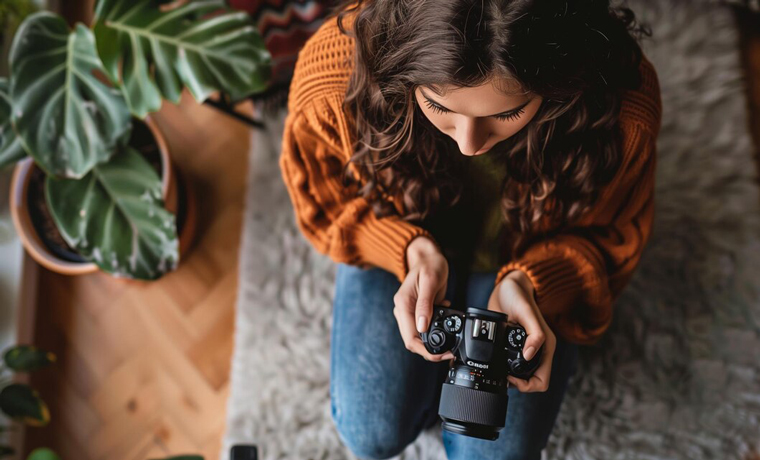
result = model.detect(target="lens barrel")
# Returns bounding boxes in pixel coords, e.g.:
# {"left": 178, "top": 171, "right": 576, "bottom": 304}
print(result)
{"left": 438, "top": 382, "right": 508, "bottom": 440}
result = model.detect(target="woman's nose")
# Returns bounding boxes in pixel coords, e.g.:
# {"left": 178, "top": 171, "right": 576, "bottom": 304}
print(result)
{"left": 455, "top": 118, "right": 489, "bottom": 156}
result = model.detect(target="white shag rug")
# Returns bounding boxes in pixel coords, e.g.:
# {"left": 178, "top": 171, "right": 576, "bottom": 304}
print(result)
{"left": 222, "top": 0, "right": 760, "bottom": 458}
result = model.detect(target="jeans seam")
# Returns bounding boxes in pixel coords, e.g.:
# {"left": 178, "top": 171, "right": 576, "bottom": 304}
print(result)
{"left": 330, "top": 265, "right": 344, "bottom": 429}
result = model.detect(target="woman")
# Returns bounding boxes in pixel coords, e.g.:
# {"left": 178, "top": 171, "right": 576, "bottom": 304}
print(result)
{"left": 279, "top": 0, "right": 661, "bottom": 458}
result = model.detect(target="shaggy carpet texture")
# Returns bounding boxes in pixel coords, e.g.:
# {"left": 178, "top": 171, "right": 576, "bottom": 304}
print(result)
{"left": 222, "top": 0, "right": 760, "bottom": 458}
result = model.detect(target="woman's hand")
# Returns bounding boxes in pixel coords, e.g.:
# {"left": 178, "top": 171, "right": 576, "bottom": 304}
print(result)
{"left": 393, "top": 236, "right": 456, "bottom": 362}
{"left": 487, "top": 270, "right": 556, "bottom": 392}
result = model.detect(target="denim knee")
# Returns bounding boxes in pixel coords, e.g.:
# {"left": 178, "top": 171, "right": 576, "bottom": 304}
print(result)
{"left": 331, "top": 411, "right": 412, "bottom": 459}
{"left": 501, "top": 439, "right": 542, "bottom": 460}
{"left": 331, "top": 391, "right": 423, "bottom": 460}
{"left": 443, "top": 429, "right": 543, "bottom": 460}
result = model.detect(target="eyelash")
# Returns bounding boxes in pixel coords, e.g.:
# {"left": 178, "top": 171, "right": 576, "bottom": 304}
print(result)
{"left": 423, "top": 98, "right": 526, "bottom": 121}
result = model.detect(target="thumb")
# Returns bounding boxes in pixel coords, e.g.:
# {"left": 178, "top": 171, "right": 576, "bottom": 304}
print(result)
{"left": 415, "top": 271, "right": 437, "bottom": 333}
{"left": 520, "top": 314, "right": 545, "bottom": 361}
{"left": 497, "top": 284, "right": 544, "bottom": 362}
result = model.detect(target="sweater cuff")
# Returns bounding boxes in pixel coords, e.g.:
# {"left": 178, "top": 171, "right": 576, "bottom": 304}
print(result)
{"left": 351, "top": 216, "right": 437, "bottom": 284}
{"left": 494, "top": 236, "right": 613, "bottom": 344}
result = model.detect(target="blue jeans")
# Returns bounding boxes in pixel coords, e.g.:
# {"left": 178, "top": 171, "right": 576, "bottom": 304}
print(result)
{"left": 330, "top": 263, "right": 579, "bottom": 460}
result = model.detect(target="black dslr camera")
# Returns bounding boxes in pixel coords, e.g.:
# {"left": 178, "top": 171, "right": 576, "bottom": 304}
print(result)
{"left": 420, "top": 304, "right": 544, "bottom": 441}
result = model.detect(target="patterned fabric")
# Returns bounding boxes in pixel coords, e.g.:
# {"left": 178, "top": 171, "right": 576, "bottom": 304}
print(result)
{"left": 227, "top": 0, "right": 337, "bottom": 112}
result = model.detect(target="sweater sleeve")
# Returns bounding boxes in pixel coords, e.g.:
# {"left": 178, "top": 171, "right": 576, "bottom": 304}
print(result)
{"left": 494, "top": 124, "right": 657, "bottom": 345}
{"left": 279, "top": 99, "right": 437, "bottom": 284}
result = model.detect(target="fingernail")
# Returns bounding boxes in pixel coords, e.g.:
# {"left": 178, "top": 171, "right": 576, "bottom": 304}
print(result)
{"left": 524, "top": 346, "right": 536, "bottom": 361}
{"left": 416, "top": 316, "right": 427, "bottom": 333}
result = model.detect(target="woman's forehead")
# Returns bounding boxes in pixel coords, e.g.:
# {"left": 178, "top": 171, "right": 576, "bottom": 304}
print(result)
{"left": 427, "top": 78, "right": 528, "bottom": 97}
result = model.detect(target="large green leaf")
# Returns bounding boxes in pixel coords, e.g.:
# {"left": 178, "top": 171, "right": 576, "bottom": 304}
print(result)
{"left": 3, "top": 345, "right": 56, "bottom": 372}
{"left": 9, "top": 12, "right": 131, "bottom": 179}
{"left": 0, "top": 78, "right": 26, "bottom": 168}
{"left": 93, "top": 0, "right": 272, "bottom": 118}
{"left": 0, "top": 384, "right": 49, "bottom": 426}
{"left": 45, "top": 146, "right": 178, "bottom": 280}
{"left": 26, "top": 448, "right": 60, "bottom": 460}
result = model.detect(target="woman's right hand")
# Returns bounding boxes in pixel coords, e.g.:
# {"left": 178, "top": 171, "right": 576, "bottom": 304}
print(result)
{"left": 393, "top": 236, "right": 455, "bottom": 362}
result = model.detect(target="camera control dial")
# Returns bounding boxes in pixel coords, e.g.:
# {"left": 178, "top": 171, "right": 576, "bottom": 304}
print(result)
{"left": 506, "top": 327, "right": 526, "bottom": 350}
{"left": 443, "top": 316, "right": 462, "bottom": 333}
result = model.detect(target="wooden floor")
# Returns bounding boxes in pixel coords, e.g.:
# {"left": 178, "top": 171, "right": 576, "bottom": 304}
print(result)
{"left": 22, "top": 94, "right": 252, "bottom": 460}
{"left": 16, "top": 6, "right": 760, "bottom": 460}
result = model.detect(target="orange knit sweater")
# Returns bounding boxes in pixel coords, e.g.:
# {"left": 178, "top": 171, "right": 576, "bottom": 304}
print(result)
{"left": 279, "top": 15, "right": 662, "bottom": 345}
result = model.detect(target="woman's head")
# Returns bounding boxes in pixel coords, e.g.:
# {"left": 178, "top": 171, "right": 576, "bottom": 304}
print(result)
{"left": 329, "top": 0, "right": 651, "bottom": 257}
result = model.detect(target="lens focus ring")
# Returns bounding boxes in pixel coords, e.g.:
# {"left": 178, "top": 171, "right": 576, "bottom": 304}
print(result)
{"left": 439, "top": 383, "right": 508, "bottom": 428}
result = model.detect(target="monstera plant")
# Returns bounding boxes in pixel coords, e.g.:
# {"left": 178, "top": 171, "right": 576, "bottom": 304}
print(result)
{"left": 0, "top": 0, "right": 271, "bottom": 280}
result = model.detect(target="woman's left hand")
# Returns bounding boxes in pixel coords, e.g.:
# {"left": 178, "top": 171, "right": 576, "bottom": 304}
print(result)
{"left": 487, "top": 270, "right": 556, "bottom": 392}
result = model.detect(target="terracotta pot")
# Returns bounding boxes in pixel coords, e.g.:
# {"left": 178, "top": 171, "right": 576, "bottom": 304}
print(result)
{"left": 9, "top": 115, "right": 195, "bottom": 277}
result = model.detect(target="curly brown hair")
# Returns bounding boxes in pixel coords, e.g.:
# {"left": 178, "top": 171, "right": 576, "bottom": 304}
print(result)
{"left": 327, "top": 0, "right": 652, "bottom": 268}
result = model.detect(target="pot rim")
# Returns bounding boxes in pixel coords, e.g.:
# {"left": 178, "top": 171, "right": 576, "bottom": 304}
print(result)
{"left": 9, "top": 116, "right": 173, "bottom": 274}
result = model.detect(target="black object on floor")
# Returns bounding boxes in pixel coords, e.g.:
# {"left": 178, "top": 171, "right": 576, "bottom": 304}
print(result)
{"left": 230, "top": 444, "right": 259, "bottom": 460}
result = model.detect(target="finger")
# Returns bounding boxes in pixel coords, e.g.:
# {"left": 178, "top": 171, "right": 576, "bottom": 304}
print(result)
{"left": 507, "top": 364, "right": 551, "bottom": 393}
{"left": 407, "top": 336, "right": 455, "bottom": 362}
{"left": 507, "top": 342, "right": 555, "bottom": 392}
{"left": 394, "top": 298, "right": 418, "bottom": 346}
{"left": 529, "top": 356, "right": 553, "bottom": 392}
{"left": 500, "top": 287, "right": 545, "bottom": 361}
{"left": 415, "top": 269, "right": 437, "bottom": 333}
{"left": 507, "top": 375, "right": 530, "bottom": 392}
{"left": 394, "top": 301, "right": 451, "bottom": 363}
{"left": 393, "top": 287, "right": 420, "bottom": 346}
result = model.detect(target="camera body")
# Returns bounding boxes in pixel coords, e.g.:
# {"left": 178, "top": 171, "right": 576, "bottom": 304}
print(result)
{"left": 420, "top": 304, "right": 544, "bottom": 440}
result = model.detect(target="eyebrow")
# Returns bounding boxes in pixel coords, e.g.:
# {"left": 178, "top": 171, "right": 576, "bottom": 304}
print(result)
{"left": 420, "top": 88, "right": 532, "bottom": 117}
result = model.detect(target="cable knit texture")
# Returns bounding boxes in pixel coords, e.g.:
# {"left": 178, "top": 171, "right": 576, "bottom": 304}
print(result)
{"left": 279, "top": 14, "right": 662, "bottom": 345}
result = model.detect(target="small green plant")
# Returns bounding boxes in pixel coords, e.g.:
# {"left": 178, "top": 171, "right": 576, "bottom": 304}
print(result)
{"left": 25, "top": 448, "right": 60, "bottom": 460}
{"left": 0, "top": 0, "right": 272, "bottom": 280}
{"left": 0, "top": 345, "right": 56, "bottom": 458}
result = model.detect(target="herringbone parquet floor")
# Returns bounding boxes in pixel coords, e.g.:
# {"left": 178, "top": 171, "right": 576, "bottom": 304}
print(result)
{"left": 21, "top": 93, "right": 251, "bottom": 460}
{"left": 15, "top": 6, "right": 760, "bottom": 460}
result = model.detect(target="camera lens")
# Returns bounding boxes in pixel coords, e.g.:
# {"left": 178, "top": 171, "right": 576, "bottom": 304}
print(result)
{"left": 435, "top": 308, "right": 513, "bottom": 441}
{"left": 439, "top": 382, "right": 508, "bottom": 441}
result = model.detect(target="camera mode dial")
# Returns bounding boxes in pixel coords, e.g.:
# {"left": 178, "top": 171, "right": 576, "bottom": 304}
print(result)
{"left": 506, "top": 327, "right": 526, "bottom": 350}
{"left": 443, "top": 315, "right": 462, "bottom": 333}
